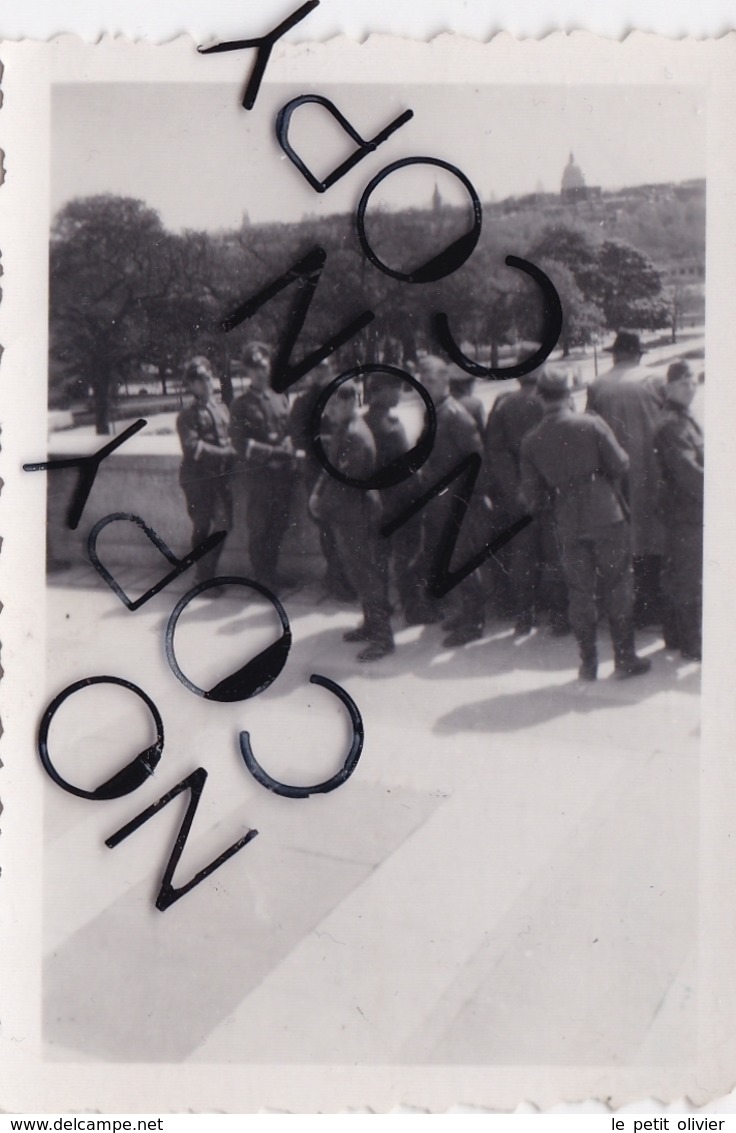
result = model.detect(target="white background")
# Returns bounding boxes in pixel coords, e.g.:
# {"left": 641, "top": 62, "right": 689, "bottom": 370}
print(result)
{"left": 0, "top": 0, "right": 735, "bottom": 42}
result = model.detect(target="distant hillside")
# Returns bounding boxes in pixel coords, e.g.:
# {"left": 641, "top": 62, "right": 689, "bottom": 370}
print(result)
{"left": 486, "top": 178, "right": 705, "bottom": 270}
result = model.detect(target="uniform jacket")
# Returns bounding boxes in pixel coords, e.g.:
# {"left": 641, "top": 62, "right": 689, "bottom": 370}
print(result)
{"left": 453, "top": 391, "right": 486, "bottom": 436}
{"left": 287, "top": 388, "right": 315, "bottom": 454}
{"left": 483, "top": 385, "right": 544, "bottom": 514}
{"left": 654, "top": 401, "right": 704, "bottom": 527}
{"left": 363, "top": 405, "right": 409, "bottom": 467}
{"left": 230, "top": 385, "right": 292, "bottom": 470}
{"left": 410, "top": 393, "right": 486, "bottom": 558}
{"left": 364, "top": 404, "right": 414, "bottom": 516}
{"left": 420, "top": 394, "right": 482, "bottom": 489}
{"left": 586, "top": 363, "right": 665, "bottom": 554}
{"left": 520, "top": 405, "right": 630, "bottom": 539}
{"left": 176, "top": 398, "right": 234, "bottom": 488}
{"left": 316, "top": 415, "right": 380, "bottom": 525}
{"left": 288, "top": 387, "right": 335, "bottom": 485}
{"left": 288, "top": 388, "right": 335, "bottom": 452}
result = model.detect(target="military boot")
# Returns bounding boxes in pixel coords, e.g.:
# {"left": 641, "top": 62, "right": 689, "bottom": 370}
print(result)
{"left": 677, "top": 602, "right": 702, "bottom": 661}
{"left": 610, "top": 619, "right": 652, "bottom": 679}
{"left": 343, "top": 623, "right": 371, "bottom": 643}
{"left": 661, "top": 601, "right": 680, "bottom": 650}
{"left": 575, "top": 625, "right": 598, "bottom": 681}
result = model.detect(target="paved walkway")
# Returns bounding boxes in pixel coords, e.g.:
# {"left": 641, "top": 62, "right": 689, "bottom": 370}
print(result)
{"left": 42, "top": 571, "right": 700, "bottom": 1066}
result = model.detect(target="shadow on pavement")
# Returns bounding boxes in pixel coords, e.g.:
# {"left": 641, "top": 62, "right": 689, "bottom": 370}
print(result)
{"left": 433, "top": 678, "right": 646, "bottom": 736}
{"left": 59, "top": 579, "right": 701, "bottom": 717}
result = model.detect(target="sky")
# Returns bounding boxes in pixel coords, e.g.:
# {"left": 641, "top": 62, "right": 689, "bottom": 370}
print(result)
{"left": 51, "top": 81, "right": 706, "bottom": 232}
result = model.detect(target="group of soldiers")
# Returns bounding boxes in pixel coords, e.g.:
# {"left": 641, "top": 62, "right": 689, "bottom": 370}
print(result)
{"left": 176, "top": 329, "right": 704, "bottom": 678}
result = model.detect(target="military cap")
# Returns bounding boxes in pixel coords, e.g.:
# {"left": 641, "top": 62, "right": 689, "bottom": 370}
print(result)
{"left": 605, "top": 329, "right": 648, "bottom": 356}
{"left": 242, "top": 341, "right": 272, "bottom": 370}
{"left": 334, "top": 378, "right": 359, "bottom": 400}
{"left": 182, "top": 355, "right": 214, "bottom": 384}
{"left": 518, "top": 358, "right": 544, "bottom": 385}
{"left": 418, "top": 354, "right": 449, "bottom": 379}
{"left": 666, "top": 359, "right": 694, "bottom": 384}
{"left": 536, "top": 368, "right": 569, "bottom": 395}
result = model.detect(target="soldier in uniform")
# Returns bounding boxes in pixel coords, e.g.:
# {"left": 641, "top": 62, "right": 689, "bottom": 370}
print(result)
{"left": 449, "top": 368, "right": 487, "bottom": 435}
{"left": 288, "top": 361, "right": 355, "bottom": 600}
{"left": 406, "top": 355, "right": 486, "bottom": 648}
{"left": 176, "top": 356, "right": 235, "bottom": 586}
{"left": 363, "top": 372, "right": 410, "bottom": 470}
{"left": 288, "top": 359, "right": 335, "bottom": 474}
{"left": 520, "top": 369, "right": 651, "bottom": 681}
{"left": 229, "top": 342, "right": 297, "bottom": 587}
{"left": 653, "top": 360, "right": 704, "bottom": 661}
{"left": 308, "top": 381, "right": 394, "bottom": 662}
{"left": 483, "top": 366, "right": 569, "bottom": 637}
{"left": 587, "top": 329, "right": 666, "bottom": 627}
{"left": 362, "top": 372, "right": 415, "bottom": 620}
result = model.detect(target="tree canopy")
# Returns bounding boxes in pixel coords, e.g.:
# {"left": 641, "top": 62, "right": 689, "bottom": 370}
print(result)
{"left": 51, "top": 196, "right": 182, "bottom": 431}
{"left": 49, "top": 188, "right": 697, "bottom": 431}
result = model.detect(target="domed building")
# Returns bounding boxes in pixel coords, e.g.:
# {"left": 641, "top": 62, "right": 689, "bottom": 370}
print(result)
{"left": 561, "top": 152, "right": 588, "bottom": 202}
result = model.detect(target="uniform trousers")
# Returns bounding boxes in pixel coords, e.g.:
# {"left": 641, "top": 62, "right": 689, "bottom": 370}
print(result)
{"left": 661, "top": 522, "right": 702, "bottom": 657}
{"left": 483, "top": 506, "right": 516, "bottom": 619}
{"left": 407, "top": 504, "right": 485, "bottom": 631}
{"left": 556, "top": 522, "right": 634, "bottom": 636}
{"left": 303, "top": 461, "right": 355, "bottom": 598}
{"left": 633, "top": 553, "right": 664, "bottom": 628}
{"left": 379, "top": 481, "right": 419, "bottom": 618}
{"left": 246, "top": 468, "right": 294, "bottom": 583}
{"left": 182, "top": 475, "right": 232, "bottom": 582}
{"left": 390, "top": 523, "right": 418, "bottom": 616}
{"left": 333, "top": 520, "right": 393, "bottom": 647}
{"left": 509, "top": 509, "right": 566, "bottom": 622}
{"left": 661, "top": 523, "right": 702, "bottom": 607}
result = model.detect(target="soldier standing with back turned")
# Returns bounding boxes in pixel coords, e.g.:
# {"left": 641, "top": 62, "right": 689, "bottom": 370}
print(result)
{"left": 363, "top": 373, "right": 415, "bottom": 622}
{"left": 520, "top": 369, "right": 651, "bottom": 681}
{"left": 587, "top": 329, "right": 666, "bottom": 627}
{"left": 308, "top": 380, "right": 395, "bottom": 662}
{"left": 406, "top": 356, "right": 486, "bottom": 648}
{"left": 288, "top": 360, "right": 356, "bottom": 601}
{"left": 483, "top": 365, "right": 569, "bottom": 637}
{"left": 449, "top": 368, "right": 487, "bottom": 435}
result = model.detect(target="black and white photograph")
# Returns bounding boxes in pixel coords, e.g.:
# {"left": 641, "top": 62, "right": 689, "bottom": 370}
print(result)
{"left": 1, "top": 27, "right": 734, "bottom": 1114}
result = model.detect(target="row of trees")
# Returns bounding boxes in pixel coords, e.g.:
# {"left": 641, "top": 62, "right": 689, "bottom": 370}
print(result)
{"left": 50, "top": 192, "right": 696, "bottom": 433}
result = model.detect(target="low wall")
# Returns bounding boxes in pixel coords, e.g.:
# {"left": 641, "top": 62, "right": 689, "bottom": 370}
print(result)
{"left": 47, "top": 451, "right": 325, "bottom": 583}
